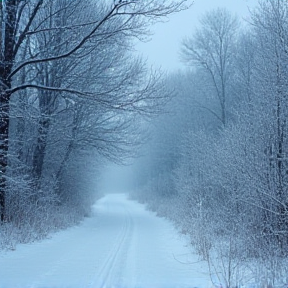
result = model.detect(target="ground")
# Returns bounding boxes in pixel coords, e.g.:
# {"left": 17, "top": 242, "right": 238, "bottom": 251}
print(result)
{"left": 0, "top": 193, "right": 211, "bottom": 288}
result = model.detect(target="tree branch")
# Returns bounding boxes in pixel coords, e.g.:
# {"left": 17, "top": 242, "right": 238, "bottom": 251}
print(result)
{"left": 8, "top": 3, "right": 119, "bottom": 80}
{"left": 13, "top": 0, "right": 44, "bottom": 58}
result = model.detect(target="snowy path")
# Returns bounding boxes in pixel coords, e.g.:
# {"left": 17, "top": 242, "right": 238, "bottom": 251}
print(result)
{"left": 0, "top": 194, "right": 211, "bottom": 288}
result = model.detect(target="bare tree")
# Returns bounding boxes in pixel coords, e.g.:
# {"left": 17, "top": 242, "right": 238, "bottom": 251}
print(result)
{"left": 181, "top": 8, "right": 239, "bottom": 127}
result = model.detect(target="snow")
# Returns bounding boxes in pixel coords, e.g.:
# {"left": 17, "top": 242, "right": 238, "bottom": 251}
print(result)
{"left": 0, "top": 193, "right": 212, "bottom": 288}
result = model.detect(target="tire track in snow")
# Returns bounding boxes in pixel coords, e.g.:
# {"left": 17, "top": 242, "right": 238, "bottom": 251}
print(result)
{"left": 0, "top": 194, "right": 211, "bottom": 288}
{"left": 88, "top": 204, "right": 134, "bottom": 288}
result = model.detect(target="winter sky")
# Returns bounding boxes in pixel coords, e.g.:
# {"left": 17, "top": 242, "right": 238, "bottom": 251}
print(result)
{"left": 136, "top": 0, "right": 259, "bottom": 71}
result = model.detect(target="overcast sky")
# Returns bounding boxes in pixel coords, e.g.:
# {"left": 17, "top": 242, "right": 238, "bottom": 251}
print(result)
{"left": 136, "top": 0, "right": 258, "bottom": 72}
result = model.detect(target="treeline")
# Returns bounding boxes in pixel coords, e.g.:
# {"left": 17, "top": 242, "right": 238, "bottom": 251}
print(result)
{"left": 131, "top": 1, "right": 288, "bottom": 287}
{"left": 0, "top": 0, "right": 187, "bottom": 249}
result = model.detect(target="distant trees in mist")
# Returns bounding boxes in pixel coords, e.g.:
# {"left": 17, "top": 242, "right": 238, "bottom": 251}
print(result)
{"left": 132, "top": 1, "right": 288, "bottom": 286}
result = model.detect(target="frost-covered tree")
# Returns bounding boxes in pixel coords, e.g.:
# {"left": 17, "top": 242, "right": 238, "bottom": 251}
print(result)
{"left": 181, "top": 8, "right": 239, "bottom": 127}
{"left": 0, "top": 0, "right": 189, "bottom": 223}
{"left": 248, "top": 0, "right": 288, "bottom": 258}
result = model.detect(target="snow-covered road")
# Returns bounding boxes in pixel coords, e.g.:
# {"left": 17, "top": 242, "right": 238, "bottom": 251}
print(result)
{"left": 0, "top": 194, "right": 210, "bottom": 288}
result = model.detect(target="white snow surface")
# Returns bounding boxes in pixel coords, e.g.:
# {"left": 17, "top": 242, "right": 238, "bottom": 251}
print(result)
{"left": 0, "top": 193, "right": 211, "bottom": 288}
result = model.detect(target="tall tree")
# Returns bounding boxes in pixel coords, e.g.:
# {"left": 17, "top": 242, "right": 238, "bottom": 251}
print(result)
{"left": 251, "top": 0, "right": 288, "bottom": 254}
{"left": 181, "top": 8, "right": 239, "bottom": 127}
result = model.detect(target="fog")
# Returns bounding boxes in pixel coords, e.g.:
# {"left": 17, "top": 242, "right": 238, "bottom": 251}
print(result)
{"left": 99, "top": 164, "right": 135, "bottom": 194}
{"left": 103, "top": 0, "right": 259, "bottom": 192}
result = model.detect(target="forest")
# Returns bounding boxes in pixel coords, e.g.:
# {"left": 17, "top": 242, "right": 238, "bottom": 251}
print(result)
{"left": 131, "top": 1, "right": 288, "bottom": 287}
{"left": 0, "top": 0, "right": 287, "bottom": 287}
{"left": 0, "top": 0, "right": 186, "bottom": 247}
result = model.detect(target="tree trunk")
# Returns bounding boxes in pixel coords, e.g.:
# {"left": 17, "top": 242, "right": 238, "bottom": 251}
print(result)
{"left": 0, "top": 0, "right": 18, "bottom": 221}
{"left": 32, "top": 114, "right": 51, "bottom": 181}
{"left": 0, "top": 91, "right": 10, "bottom": 221}
{"left": 32, "top": 87, "right": 56, "bottom": 183}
